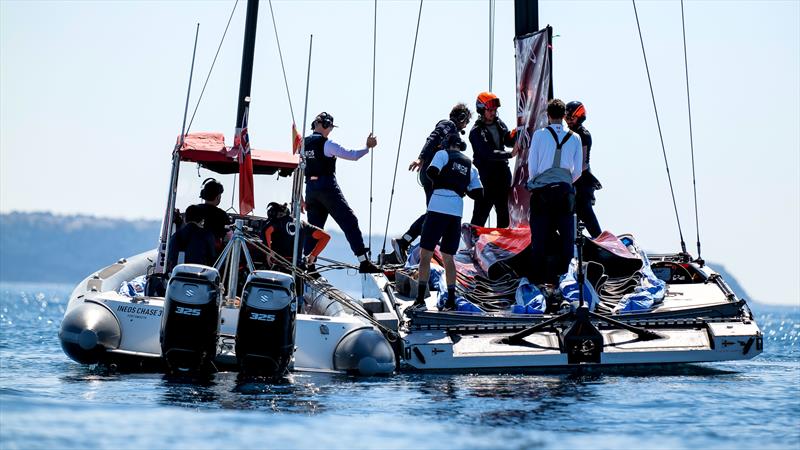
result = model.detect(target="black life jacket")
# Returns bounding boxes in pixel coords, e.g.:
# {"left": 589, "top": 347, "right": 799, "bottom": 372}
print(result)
{"left": 263, "top": 215, "right": 297, "bottom": 258}
{"left": 303, "top": 133, "right": 336, "bottom": 177}
{"left": 435, "top": 150, "right": 472, "bottom": 197}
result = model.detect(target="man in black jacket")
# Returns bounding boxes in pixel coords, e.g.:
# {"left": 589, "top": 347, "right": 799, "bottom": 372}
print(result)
{"left": 392, "top": 103, "right": 472, "bottom": 263}
{"left": 167, "top": 205, "right": 217, "bottom": 273}
{"left": 566, "top": 101, "right": 602, "bottom": 238}
{"left": 194, "top": 178, "right": 232, "bottom": 246}
{"left": 469, "top": 92, "right": 517, "bottom": 228}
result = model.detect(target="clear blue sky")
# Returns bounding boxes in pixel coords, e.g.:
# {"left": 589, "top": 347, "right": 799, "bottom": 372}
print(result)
{"left": 1, "top": 0, "right": 798, "bottom": 306}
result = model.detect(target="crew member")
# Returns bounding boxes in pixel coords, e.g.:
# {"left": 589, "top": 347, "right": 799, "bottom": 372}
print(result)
{"left": 261, "top": 202, "right": 330, "bottom": 271}
{"left": 392, "top": 103, "right": 472, "bottom": 262}
{"left": 194, "top": 178, "right": 232, "bottom": 247}
{"left": 527, "top": 99, "right": 583, "bottom": 285}
{"left": 566, "top": 101, "right": 602, "bottom": 238}
{"left": 167, "top": 204, "right": 217, "bottom": 273}
{"left": 469, "top": 92, "right": 517, "bottom": 228}
{"left": 302, "top": 112, "right": 381, "bottom": 273}
{"left": 411, "top": 134, "right": 483, "bottom": 311}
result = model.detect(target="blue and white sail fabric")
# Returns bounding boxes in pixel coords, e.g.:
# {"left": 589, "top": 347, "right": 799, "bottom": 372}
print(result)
{"left": 559, "top": 262, "right": 600, "bottom": 311}
{"left": 613, "top": 251, "right": 666, "bottom": 314}
{"left": 511, "top": 277, "right": 546, "bottom": 314}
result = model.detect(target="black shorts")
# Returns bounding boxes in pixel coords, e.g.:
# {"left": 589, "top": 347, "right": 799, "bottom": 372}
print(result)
{"left": 420, "top": 211, "right": 461, "bottom": 255}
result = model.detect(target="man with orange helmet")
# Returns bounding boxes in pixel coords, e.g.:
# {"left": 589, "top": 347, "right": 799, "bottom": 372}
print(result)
{"left": 565, "top": 101, "right": 602, "bottom": 238}
{"left": 468, "top": 92, "right": 517, "bottom": 228}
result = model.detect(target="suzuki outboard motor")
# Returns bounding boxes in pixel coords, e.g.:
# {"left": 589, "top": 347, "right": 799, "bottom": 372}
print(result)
{"left": 236, "top": 271, "right": 296, "bottom": 376}
{"left": 160, "top": 264, "right": 220, "bottom": 372}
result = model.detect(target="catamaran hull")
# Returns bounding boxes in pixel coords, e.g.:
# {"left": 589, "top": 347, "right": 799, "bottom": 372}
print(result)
{"left": 400, "top": 321, "right": 762, "bottom": 371}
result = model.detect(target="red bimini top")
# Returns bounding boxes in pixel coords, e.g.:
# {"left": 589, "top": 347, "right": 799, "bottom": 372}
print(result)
{"left": 176, "top": 132, "right": 298, "bottom": 176}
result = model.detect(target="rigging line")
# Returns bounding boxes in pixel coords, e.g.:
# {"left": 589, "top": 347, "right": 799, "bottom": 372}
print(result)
{"left": 380, "top": 0, "right": 424, "bottom": 260}
{"left": 268, "top": 0, "right": 296, "bottom": 123}
{"left": 681, "top": 0, "right": 701, "bottom": 261}
{"left": 632, "top": 0, "right": 687, "bottom": 254}
{"left": 368, "top": 0, "right": 377, "bottom": 255}
{"left": 291, "top": 34, "right": 313, "bottom": 270}
{"left": 186, "top": 0, "right": 240, "bottom": 134}
{"left": 488, "top": 0, "right": 495, "bottom": 91}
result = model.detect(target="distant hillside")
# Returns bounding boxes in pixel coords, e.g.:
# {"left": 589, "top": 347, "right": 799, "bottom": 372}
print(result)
{"left": 0, "top": 212, "right": 161, "bottom": 283}
{"left": 0, "top": 212, "right": 755, "bottom": 302}
{"left": 0, "top": 212, "right": 364, "bottom": 290}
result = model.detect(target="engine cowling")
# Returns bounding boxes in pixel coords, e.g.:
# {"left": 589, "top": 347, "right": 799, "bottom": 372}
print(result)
{"left": 160, "top": 264, "right": 220, "bottom": 372}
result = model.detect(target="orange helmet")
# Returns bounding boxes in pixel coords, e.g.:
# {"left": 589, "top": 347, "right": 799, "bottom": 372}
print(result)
{"left": 476, "top": 92, "right": 500, "bottom": 113}
{"left": 566, "top": 101, "right": 586, "bottom": 124}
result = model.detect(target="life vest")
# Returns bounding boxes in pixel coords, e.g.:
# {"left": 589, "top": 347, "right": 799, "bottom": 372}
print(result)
{"left": 435, "top": 150, "right": 472, "bottom": 197}
{"left": 263, "top": 215, "right": 298, "bottom": 259}
{"left": 303, "top": 133, "right": 336, "bottom": 178}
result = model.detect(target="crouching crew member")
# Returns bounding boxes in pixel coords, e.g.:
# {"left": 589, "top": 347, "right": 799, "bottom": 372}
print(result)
{"left": 261, "top": 202, "right": 330, "bottom": 270}
{"left": 469, "top": 92, "right": 517, "bottom": 228}
{"left": 566, "top": 101, "right": 602, "bottom": 238}
{"left": 167, "top": 204, "right": 217, "bottom": 273}
{"left": 303, "top": 112, "right": 381, "bottom": 274}
{"left": 195, "top": 178, "right": 233, "bottom": 248}
{"left": 412, "top": 134, "right": 483, "bottom": 311}
{"left": 393, "top": 103, "right": 472, "bottom": 262}
{"left": 527, "top": 99, "right": 583, "bottom": 285}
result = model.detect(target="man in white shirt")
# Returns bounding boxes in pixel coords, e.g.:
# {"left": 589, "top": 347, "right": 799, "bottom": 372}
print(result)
{"left": 526, "top": 99, "right": 583, "bottom": 285}
{"left": 303, "top": 112, "right": 381, "bottom": 273}
{"left": 411, "top": 134, "right": 483, "bottom": 311}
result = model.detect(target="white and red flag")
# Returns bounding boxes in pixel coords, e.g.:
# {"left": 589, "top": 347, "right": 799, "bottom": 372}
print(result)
{"left": 235, "top": 107, "right": 255, "bottom": 215}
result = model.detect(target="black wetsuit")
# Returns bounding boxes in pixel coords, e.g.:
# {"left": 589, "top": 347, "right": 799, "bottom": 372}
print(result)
{"left": 571, "top": 124, "right": 602, "bottom": 238}
{"left": 402, "top": 119, "right": 461, "bottom": 240}
{"left": 167, "top": 222, "right": 217, "bottom": 273}
{"left": 194, "top": 203, "right": 231, "bottom": 242}
{"left": 468, "top": 117, "right": 515, "bottom": 228}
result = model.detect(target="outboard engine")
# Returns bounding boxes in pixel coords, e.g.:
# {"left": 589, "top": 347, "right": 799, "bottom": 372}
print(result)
{"left": 160, "top": 264, "right": 220, "bottom": 372}
{"left": 236, "top": 270, "right": 296, "bottom": 376}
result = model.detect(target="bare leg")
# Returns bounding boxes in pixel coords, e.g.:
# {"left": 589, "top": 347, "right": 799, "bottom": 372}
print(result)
{"left": 442, "top": 253, "right": 456, "bottom": 288}
{"left": 442, "top": 253, "right": 458, "bottom": 309}
{"left": 416, "top": 248, "right": 434, "bottom": 304}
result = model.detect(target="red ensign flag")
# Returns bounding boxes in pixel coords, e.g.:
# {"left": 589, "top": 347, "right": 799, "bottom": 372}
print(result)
{"left": 236, "top": 108, "right": 254, "bottom": 215}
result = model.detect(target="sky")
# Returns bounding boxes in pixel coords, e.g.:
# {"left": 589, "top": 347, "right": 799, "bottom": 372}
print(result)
{"left": 1, "top": 0, "right": 798, "bottom": 306}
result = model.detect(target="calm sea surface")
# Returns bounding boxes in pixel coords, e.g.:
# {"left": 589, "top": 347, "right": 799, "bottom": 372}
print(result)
{"left": 1, "top": 281, "right": 798, "bottom": 449}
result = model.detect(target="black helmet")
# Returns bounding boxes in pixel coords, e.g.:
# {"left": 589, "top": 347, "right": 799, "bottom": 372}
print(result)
{"left": 443, "top": 133, "right": 466, "bottom": 152}
{"left": 200, "top": 178, "right": 224, "bottom": 200}
{"left": 565, "top": 101, "right": 586, "bottom": 125}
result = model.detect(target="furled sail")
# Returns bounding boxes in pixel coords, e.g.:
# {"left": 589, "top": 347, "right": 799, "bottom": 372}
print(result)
{"left": 509, "top": 27, "right": 552, "bottom": 227}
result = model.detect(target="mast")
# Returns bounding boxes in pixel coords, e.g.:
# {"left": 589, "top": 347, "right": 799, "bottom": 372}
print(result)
{"left": 514, "top": 0, "right": 552, "bottom": 100}
{"left": 514, "top": 0, "right": 538, "bottom": 36}
{"left": 235, "top": 0, "right": 260, "bottom": 128}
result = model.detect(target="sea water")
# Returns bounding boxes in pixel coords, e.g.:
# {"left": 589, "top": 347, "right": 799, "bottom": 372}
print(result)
{"left": 1, "top": 282, "right": 798, "bottom": 450}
